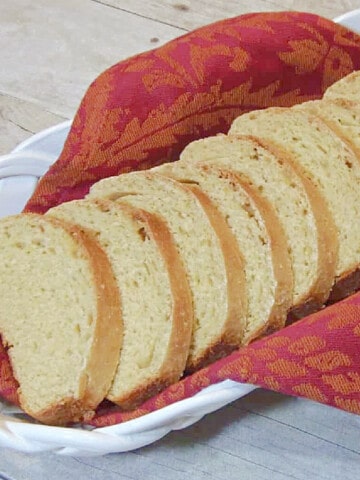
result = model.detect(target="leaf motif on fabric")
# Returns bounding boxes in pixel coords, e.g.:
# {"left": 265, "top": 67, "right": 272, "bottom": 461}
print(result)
{"left": 333, "top": 29, "right": 360, "bottom": 48}
{"left": 292, "top": 383, "right": 328, "bottom": 403}
{"left": 220, "top": 78, "right": 315, "bottom": 109}
{"left": 124, "top": 58, "right": 155, "bottom": 73}
{"left": 229, "top": 14, "right": 282, "bottom": 33}
{"left": 334, "top": 397, "right": 360, "bottom": 415}
{"left": 142, "top": 70, "right": 187, "bottom": 92}
{"left": 53, "top": 67, "right": 116, "bottom": 173}
{"left": 188, "top": 21, "right": 244, "bottom": 42}
{"left": 112, "top": 408, "right": 150, "bottom": 424}
{"left": 322, "top": 46, "right": 354, "bottom": 91}
{"left": 252, "top": 347, "right": 278, "bottom": 361}
{"left": 262, "top": 376, "right": 280, "bottom": 391}
{"left": 108, "top": 83, "right": 225, "bottom": 156}
{"left": 189, "top": 44, "right": 250, "bottom": 84}
{"left": 353, "top": 323, "right": 360, "bottom": 337}
{"left": 322, "top": 372, "right": 360, "bottom": 395}
{"left": 260, "top": 336, "right": 291, "bottom": 348}
{"left": 304, "top": 351, "right": 352, "bottom": 372}
{"left": 155, "top": 42, "right": 196, "bottom": 86}
{"left": 327, "top": 305, "right": 360, "bottom": 329}
{"left": 162, "top": 381, "right": 186, "bottom": 403}
{"left": 188, "top": 372, "right": 212, "bottom": 390}
{"left": 216, "top": 354, "right": 253, "bottom": 379}
{"left": 287, "top": 335, "right": 326, "bottom": 356}
{"left": 268, "top": 359, "right": 307, "bottom": 378}
{"left": 109, "top": 78, "right": 309, "bottom": 158}
{"left": 278, "top": 38, "right": 329, "bottom": 74}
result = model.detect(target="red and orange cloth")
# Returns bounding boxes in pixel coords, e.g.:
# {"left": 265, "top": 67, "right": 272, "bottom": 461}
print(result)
{"left": 1, "top": 11, "right": 360, "bottom": 425}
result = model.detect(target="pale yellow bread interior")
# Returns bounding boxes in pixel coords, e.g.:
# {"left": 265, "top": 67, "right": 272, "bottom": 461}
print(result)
{"left": 47, "top": 198, "right": 192, "bottom": 410}
{"left": 153, "top": 160, "right": 293, "bottom": 343}
{"left": 0, "top": 213, "right": 122, "bottom": 425}
{"left": 324, "top": 70, "right": 360, "bottom": 101}
{"left": 229, "top": 107, "right": 360, "bottom": 299}
{"left": 88, "top": 171, "right": 245, "bottom": 371}
{"left": 295, "top": 98, "right": 360, "bottom": 161}
{"left": 172, "top": 134, "right": 335, "bottom": 317}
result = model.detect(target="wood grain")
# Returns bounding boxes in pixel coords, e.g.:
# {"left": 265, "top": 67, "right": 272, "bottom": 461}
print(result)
{"left": 0, "top": 93, "right": 66, "bottom": 154}
{"left": 0, "top": 0, "right": 183, "bottom": 153}
{"left": 90, "top": 0, "right": 350, "bottom": 31}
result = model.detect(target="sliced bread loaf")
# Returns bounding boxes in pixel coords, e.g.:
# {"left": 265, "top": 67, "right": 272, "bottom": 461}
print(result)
{"left": 295, "top": 98, "right": 360, "bottom": 160}
{"left": 47, "top": 198, "right": 193, "bottom": 410}
{"left": 324, "top": 71, "right": 360, "bottom": 101}
{"left": 229, "top": 107, "right": 360, "bottom": 301}
{"left": 173, "top": 134, "right": 336, "bottom": 319}
{"left": 153, "top": 160, "right": 293, "bottom": 343}
{"left": 88, "top": 171, "right": 246, "bottom": 372}
{"left": 0, "top": 213, "right": 122, "bottom": 425}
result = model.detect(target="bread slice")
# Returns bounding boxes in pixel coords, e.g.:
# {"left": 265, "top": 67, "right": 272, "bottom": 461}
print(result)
{"left": 324, "top": 71, "right": 360, "bottom": 101}
{"left": 88, "top": 171, "right": 246, "bottom": 372}
{"left": 0, "top": 213, "right": 122, "bottom": 425}
{"left": 153, "top": 160, "right": 293, "bottom": 343}
{"left": 229, "top": 107, "right": 360, "bottom": 301}
{"left": 295, "top": 98, "right": 360, "bottom": 160}
{"left": 47, "top": 198, "right": 193, "bottom": 410}
{"left": 174, "top": 134, "right": 336, "bottom": 319}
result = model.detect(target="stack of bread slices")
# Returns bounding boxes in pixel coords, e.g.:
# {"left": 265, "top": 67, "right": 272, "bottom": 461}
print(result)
{"left": 0, "top": 72, "right": 359, "bottom": 426}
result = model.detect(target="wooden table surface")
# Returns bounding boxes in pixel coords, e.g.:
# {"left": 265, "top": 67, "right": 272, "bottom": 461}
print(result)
{"left": 1, "top": 1, "right": 360, "bottom": 478}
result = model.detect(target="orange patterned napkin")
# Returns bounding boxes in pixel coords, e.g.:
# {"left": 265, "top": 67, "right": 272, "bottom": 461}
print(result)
{"left": 1, "top": 11, "right": 360, "bottom": 424}
{"left": 91, "top": 292, "right": 360, "bottom": 427}
{"left": 24, "top": 11, "right": 360, "bottom": 213}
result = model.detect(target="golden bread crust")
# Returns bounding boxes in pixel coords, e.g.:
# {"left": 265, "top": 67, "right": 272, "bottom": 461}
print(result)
{"left": 6, "top": 214, "right": 123, "bottom": 426}
{"left": 181, "top": 182, "right": 246, "bottom": 373}
{"left": 107, "top": 202, "right": 194, "bottom": 408}
{"left": 252, "top": 138, "right": 339, "bottom": 318}
{"left": 227, "top": 171, "right": 293, "bottom": 342}
{"left": 328, "top": 266, "right": 360, "bottom": 304}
